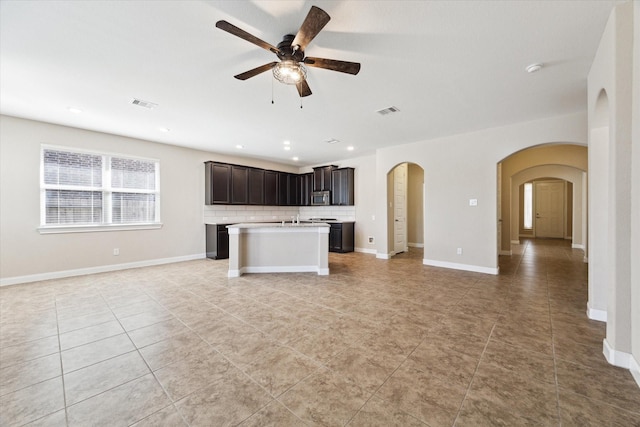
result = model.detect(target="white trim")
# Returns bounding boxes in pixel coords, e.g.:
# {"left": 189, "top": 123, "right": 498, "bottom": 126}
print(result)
{"left": 571, "top": 243, "right": 585, "bottom": 250}
{"left": 603, "top": 339, "right": 632, "bottom": 369}
{"left": 228, "top": 265, "right": 328, "bottom": 278}
{"left": 630, "top": 355, "right": 640, "bottom": 389}
{"left": 408, "top": 242, "right": 424, "bottom": 248}
{"left": 0, "top": 253, "right": 205, "bottom": 287}
{"left": 511, "top": 240, "right": 521, "bottom": 245}
{"left": 423, "top": 259, "right": 499, "bottom": 275}
{"left": 38, "top": 223, "right": 162, "bottom": 234}
{"left": 376, "top": 252, "right": 392, "bottom": 260}
{"left": 586, "top": 305, "right": 607, "bottom": 322}
{"left": 355, "top": 247, "right": 376, "bottom": 255}
{"left": 499, "top": 250, "right": 512, "bottom": 256}
{"left": 583, "top": 256, "right": 588, "bottom": 263}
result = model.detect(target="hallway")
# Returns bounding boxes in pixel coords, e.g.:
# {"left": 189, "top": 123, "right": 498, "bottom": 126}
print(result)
{"left": 1, "top": 240, "right": 639, "bottom": 425}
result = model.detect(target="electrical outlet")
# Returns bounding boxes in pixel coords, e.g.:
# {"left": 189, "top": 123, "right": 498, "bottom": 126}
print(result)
{"left": 368, "top": 237, "right": 375, "bottom": 244}
{"left": 456, "top": 248, "right": 463, "bottom": 255}
{"left": 113, "top": 248, "right": 120, "bottom": 256}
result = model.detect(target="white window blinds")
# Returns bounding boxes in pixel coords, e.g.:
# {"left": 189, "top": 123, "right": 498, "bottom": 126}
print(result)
{"left": 41, "top": 147, "right": 160, "bottom": 228}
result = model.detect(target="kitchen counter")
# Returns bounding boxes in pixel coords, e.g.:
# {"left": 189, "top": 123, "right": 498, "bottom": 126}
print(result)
{"left": 227, "top": 222, "right": 330, "bottom": 277}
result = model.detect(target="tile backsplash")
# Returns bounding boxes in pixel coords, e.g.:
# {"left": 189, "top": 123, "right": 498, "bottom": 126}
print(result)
{"left": 204, "top": 205, "right": 355, "bottom": 224}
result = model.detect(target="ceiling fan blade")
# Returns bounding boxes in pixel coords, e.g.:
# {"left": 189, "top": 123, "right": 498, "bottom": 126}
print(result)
{"left": 216, "top": 20, "right": 280, "bottom": 54}
{"left": 292, "top": 6, "right": 330, "bottom": 51}
{"left": 296, "top": 79, "right": 312, "bottom": 97}
{"left": 303, "top": 57, "right": 361, "bottom": 75}
{"left": 234, "top": 62, "right": 278, "bottom": 80}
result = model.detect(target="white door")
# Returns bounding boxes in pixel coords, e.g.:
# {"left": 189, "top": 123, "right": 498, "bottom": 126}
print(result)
{"left": 535, "top": 181, "right": 565, "bottom": 238}
{"left": 394, "top": 164, "right": 408, "bottom": 254}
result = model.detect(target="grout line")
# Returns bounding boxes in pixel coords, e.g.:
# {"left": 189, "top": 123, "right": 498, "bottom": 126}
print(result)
{"left": 53, "top": 298, "right": 70, "bottom": 427}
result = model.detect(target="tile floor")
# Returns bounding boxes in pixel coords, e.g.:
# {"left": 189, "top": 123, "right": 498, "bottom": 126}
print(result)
{"left": 1, "top": 239, "right": 639, "bottom": 426}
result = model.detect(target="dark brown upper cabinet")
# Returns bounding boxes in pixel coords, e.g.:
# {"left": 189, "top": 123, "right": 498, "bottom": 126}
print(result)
{"left": 331, "top": 167, "right": 355, "bottom": 206}
{"left": 231, "top": 165, "right": 248, "bottom": 204}
{"left": 247, "top": 168, "right": 264, "bottom": 205}
{"left": 205, "top": 161, "right": 231, "bottom": 204}
{"left": 264, "top": 170, "right": 279, "bottom": 206}
{"left": 313, "top": 165, "right": 337, "bottom": 192}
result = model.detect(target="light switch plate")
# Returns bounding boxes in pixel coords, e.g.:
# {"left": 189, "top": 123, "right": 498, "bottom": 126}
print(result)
{"left": 469, "top": 199, "right": 478, "bottom": 206}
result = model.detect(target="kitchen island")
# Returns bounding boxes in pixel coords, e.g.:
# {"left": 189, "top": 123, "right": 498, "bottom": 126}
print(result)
{"left": 227, "top": 222, "right": 330, "bottom": 278}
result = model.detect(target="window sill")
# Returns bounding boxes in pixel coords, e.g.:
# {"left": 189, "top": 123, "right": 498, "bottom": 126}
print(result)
{"left": 38, "top": 223, "right": 163, "bottom": 234}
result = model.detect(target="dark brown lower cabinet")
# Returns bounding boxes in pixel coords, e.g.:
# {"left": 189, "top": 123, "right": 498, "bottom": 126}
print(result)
{"left": 206, "top": 224, "right": 230, "bottom": 259}
{"left": 329, "top": 222, "right": 354, "bottom": 253}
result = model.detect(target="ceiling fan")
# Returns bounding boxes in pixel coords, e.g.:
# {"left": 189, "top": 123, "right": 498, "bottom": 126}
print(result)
{"left": 215, "top": 5, "right": 361, "bottom": 97}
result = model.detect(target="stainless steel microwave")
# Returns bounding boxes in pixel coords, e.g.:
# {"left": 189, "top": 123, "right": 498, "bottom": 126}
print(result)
{"left": 311, "top": 191, "right": 330, "bottom": 206}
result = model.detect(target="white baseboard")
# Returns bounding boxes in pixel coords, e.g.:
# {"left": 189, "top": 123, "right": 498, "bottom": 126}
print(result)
{"left": 571, "top": 243, "right": 585, "bottom": 250}
{"left": 511, "top": 240, "right": 521, "bottom": 245}
{"left": 583, "top": 256, "right": 588, "bottom": 263}
{"left": 355, "top": 247, "right": 376, "bottom": 255}
{"left": 630, "top": 355, "right": 640, "bottom": 388}
{"left": 603, "top": 339, "right": 632, "bottom": 369}
{"left": 499, "top": 250, "right": 512, "bottom": 256}
{"left": 376, "top": 252, "right": 392, "bottom": 260}
{"left": 408, "top": 242, "right": 424, "bottom": 248}
{"left": 587, "top": 305, "right": 607, "bottom": 322}
{"left": 423, "top": 259, "right": 499, "bottom": 275}
{"left": 0, "top": 253, "right": 206, "bottom": 287}
{"left": 228, "top": 265, "right": 328, "bottom": 278}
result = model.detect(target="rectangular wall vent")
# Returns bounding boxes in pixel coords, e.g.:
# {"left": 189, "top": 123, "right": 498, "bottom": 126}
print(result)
{"left": 376, "top": 106, "right": 400, "bottom": 115}
{"left": 131, "top": 98, "right": 158, "bottom": 109}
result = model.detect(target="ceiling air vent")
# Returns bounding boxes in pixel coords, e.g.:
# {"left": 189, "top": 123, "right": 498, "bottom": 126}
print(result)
{"left": 376, "top": 106, "right": 400, "bottom": 116}
{"left": 131, "top": 98, "right": 158, "bottom": 109}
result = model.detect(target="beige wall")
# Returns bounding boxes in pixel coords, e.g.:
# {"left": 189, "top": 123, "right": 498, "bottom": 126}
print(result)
{"left": 0, "top": 115, "right": 297, "bottom": 283}
{"left": 374, "top": 112, "right": 587, "bottom": 273}
{"left": 587, "top": 0, "right": 636, "bottom": 376}
{"left": 407, "top": 163, "right": 424, "bottom": 246}
{"left": 631, "top": 0, "right": 639, "bottom": 383}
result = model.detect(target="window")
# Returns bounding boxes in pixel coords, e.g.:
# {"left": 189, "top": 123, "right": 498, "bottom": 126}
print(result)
{"left": 523, "top": 182, "right": 533, "bottom": 229}
{"left": 40, "top": 146, "right": 160, "bottom": 232}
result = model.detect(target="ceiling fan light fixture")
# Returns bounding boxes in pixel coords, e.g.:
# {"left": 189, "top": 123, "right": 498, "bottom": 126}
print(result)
{"left": 273, "top": 61, "right": 307, "bottom": 85}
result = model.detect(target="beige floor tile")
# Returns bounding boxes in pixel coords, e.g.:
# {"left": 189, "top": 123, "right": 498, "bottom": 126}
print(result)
{"left": 238, "top": 399, "right": 306, "bottom": 426}
{"left": 59, "top": 319, "right": 124, "bottom": 350}
{"left": 23, "top": 409, "right": 67, "bottom": 426}
{"left": 67, "top": 373, "right": 171, "bottom": 426}
{"left": 175, "top": 368, "right": 272, "bottom": 426}
{"left": 61, "top": 333, "right": 135, "bottom": 373}
{"left": 2, "top": 239, "right": 638, "bottom": 426}
{"left": 348, "top": 395, "right": 428, "bottom": 426}
{"left": 374, "top": 363, "right": 467, "bottom": 426}
{"left": 138, "top": 330, "right": 211, "bottom": 371}
{"left": 64, "top": 350, "right": 150, "bottom": 405}
{"left": 279, "top": 367, "right": 371, "bottom": 426}
{"left": 154, "top": 347, "right": 231, "bottom": 401}
{"left": 0, "top": 335, "right": 59, "bottom": 369}
{"left": 0, "top": 352, "right": 61, "bottom": 396}
{"left": 0, "top": 376, "right": 65, "bottom": 426}
{"left": 130, "top": 404, "right": 188, "bottom": 426}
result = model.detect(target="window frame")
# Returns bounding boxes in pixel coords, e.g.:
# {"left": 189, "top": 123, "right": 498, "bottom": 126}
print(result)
{"left": 38, "top": 145, "right": 162, "bottom": 234}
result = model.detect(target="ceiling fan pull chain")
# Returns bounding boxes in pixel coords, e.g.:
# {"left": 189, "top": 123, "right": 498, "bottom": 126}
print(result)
{"left": 271, "top": 76, "right": 274, "bottom": 104}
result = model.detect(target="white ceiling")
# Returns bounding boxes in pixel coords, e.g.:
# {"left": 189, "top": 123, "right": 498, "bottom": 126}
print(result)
{"left": 0, "top": 0, "right": 621, "bottom": 166}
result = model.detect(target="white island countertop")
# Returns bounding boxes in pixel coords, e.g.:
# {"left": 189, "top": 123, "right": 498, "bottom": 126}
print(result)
{"left": 227, "top": 222, "right": 330, "bottom": 277}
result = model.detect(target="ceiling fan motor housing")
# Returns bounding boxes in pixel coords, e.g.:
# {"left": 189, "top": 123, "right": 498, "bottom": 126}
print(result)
{"left": 276, "top": 35, "right": 304, "bottom": 62}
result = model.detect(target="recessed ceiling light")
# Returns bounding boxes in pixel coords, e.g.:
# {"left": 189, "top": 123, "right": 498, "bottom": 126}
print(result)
{"left": 284, "top": 146, "right": 291, "bottom": 151}
{"left": 325, "top": 138, "right": 340, "bottom": 144}
{"left": 67, "top": 107, "right": 82, "bottom": 114}
{"left": 236, "top": 144, "right": 244, "bottom": 149}
{"left": 158, "top": 127, "right": 170, "bottom": 133}
{"left": 347, "top": 146, "right": 355, "bottom": 151}
{"left": 283, "top": 140, "right": 291, "bottom": 145}
{"left": 292, "top": 157, "right": 299, "bottom": 161}
{"left": 526, "top": 63, "right": 543, "bottom": 73}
